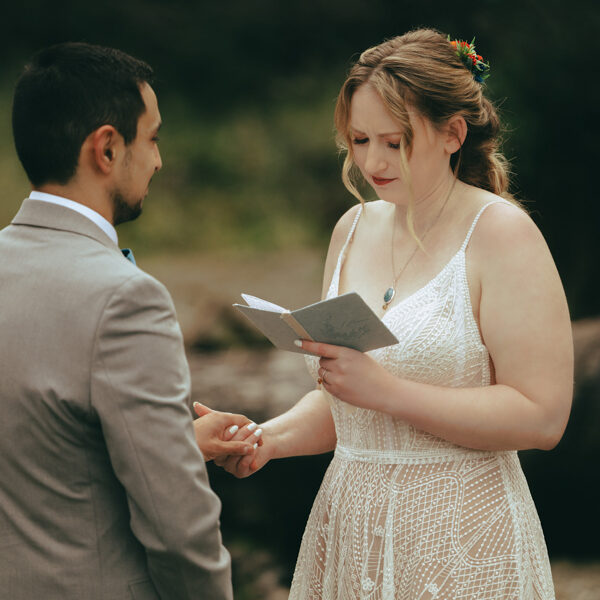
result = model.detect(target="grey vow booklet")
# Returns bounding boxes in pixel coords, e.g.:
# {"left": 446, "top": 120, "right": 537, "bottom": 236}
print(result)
{"left": 233, "top": 292, "right": 399, "bottom": 355}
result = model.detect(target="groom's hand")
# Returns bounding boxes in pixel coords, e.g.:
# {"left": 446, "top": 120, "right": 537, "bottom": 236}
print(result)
{"left": 192, "top": 402, "right": 257, "bottom": 462}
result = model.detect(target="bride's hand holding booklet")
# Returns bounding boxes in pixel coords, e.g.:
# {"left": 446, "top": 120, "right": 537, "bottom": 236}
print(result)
{"left": 233, "top": 292, "right": 398, "bottom": 355}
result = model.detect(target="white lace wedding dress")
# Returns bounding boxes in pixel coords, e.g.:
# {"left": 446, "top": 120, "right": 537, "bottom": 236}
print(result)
{"left": 290, "top": 201, "right": 555, "bottom": 599}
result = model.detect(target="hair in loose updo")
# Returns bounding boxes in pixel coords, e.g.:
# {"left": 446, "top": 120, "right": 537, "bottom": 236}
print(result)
{"left": 334, "top": 28, "right": 518, "bottom": 228}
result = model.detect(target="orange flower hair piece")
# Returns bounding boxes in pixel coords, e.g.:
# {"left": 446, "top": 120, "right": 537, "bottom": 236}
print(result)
{"left": 448, "top": 37, "right": 490, "bottom": 83}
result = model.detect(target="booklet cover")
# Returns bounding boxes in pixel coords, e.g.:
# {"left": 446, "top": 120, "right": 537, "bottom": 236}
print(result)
{"left": 233, "top": 292, "right": 399, "bottom": 355}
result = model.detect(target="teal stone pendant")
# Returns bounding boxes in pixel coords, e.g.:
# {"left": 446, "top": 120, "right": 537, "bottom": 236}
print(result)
{"left": 383, "top": 287, "right": 395, "bottom": 309}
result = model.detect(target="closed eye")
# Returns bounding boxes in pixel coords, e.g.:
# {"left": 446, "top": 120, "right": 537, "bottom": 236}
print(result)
{"left": 388, "top": 142, "right": 400, "bottom": 149}
{"left": 352, "top": 137, "right": 368, "bottom": 145}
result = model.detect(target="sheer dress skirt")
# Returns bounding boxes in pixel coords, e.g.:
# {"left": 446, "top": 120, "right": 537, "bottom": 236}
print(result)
{"left": 289, "top": 447, "right": 554, "bottom": 600}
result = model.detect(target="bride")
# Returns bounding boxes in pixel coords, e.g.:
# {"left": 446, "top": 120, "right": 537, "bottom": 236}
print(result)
{"left": 201, "top": 28, "right": 573, "bottom": 599}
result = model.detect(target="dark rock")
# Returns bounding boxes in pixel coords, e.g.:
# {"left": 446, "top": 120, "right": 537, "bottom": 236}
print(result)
{"left": 190, "top": 305, "right": 272, "bottom": 353}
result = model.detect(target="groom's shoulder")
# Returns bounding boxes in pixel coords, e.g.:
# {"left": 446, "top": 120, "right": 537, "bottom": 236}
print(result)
{"left": 99, "top": 251, "right": 170, "bottom": 299}
{"left": 68, "top": 240, "right": 174, "bottom": 311}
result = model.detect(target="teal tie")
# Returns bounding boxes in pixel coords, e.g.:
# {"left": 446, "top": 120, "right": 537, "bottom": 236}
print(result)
{"left": 121, "top": 248, "right": 136, "bottom": 265}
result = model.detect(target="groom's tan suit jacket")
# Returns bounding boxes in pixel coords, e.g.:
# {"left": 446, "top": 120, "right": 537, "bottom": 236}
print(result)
{"left": 0, "top": 199, "right": 232, "bottom": 600}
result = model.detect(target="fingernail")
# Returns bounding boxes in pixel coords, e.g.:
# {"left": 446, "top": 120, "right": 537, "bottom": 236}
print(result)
{"left": 193, "top": 401, "right": 200, "bottom": 407}
{"left": 228, "top": 425, "right": 239, "bottom": 435}
{"left": 254, "top": 428, "right": 263, "bottom": 438}
{"left": 253, "top": 442, "right": 258, "bottom": 450}
{"left": 247, "top": 422, "right": 257, "bottom": 432}
{"left": 294, "top": 340, "right": 302, "bottom": 347}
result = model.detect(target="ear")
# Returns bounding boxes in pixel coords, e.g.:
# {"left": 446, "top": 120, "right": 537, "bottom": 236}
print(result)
{"left": 444, "top": 115, "right": 467, "bottom": 155}
{"left": 90, "top": 125, "right": 121, "bottom": 174}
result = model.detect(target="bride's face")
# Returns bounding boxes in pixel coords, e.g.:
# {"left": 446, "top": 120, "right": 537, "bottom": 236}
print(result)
{"left": 349, "top": 84, "right": 452, "bottom": 204}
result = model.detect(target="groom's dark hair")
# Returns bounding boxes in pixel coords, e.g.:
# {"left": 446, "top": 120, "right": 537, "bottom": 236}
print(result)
{"left": 12, "top": 42, "right": 154, "bottom": 187}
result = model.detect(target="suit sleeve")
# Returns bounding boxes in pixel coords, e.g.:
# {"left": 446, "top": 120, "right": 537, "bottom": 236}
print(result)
{"left": 90, "top": 273, "right": 232, "bottom": 600}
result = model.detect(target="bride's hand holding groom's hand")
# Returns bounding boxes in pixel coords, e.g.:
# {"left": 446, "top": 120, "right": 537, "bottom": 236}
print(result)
{"left": 197, "top": 387, "right": 337, "bottom": 478}
{"left": 192, "top": 402, "right": 261, "bottom": 462}
{"left": 211, "top": 417, "right": 274, "bottom": 478}
{"left": 195, "top": 403, "right": 275, "bottom": 478}
{"left": 214, "top": 429, "right": 274, "bottom": 478}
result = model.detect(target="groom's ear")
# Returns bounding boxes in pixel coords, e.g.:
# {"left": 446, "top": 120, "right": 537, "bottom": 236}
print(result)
{"left": 89, "top": 125, "right": 121, "bottom": 175}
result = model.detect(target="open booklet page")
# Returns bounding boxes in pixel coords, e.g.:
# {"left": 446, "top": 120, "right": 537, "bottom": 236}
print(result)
{"left": 234, "top": 292, "right": 398, "bottom": 355}
{"left": 240, "top": 293, "right": 286, "bottom": 313}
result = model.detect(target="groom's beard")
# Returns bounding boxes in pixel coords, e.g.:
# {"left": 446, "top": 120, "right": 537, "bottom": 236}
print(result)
{"left": 112, "top": 191, "right": 143, "bottom": 226}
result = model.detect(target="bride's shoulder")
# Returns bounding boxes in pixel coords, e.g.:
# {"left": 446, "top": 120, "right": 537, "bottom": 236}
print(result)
{"left": 363, "top": 199, "right": 391, "bottom": 218}
{"left": 329, "top": 203, "right": 362, "bottom": 249}
{"left": 328, "top": 200, "right": 388, "bottom": 249}
{"left": 465, "top": 187, "right": 549, "bottom": 273}
{"left": 468, "top": 189, "right": 537, "bottom": 247}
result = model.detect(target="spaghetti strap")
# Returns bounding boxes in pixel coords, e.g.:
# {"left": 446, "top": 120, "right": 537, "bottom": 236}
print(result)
{"left": 460, "top": 199, "right": 510, "bottom": 252}
{"left": 334, "top": 204, "right": 363, "bottom": 274}
{"left": 325, "top": 204, "right": 363, "bottom": 299}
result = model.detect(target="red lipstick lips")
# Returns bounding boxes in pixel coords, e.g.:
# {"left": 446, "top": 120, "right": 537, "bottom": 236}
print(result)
{"left": 372, "top": 176, "right": 396, "bottom": 186}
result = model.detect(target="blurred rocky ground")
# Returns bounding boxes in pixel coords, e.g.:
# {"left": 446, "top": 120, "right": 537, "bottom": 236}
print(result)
{"left": 143, "top": 251, "right": 600, "bottom": 599}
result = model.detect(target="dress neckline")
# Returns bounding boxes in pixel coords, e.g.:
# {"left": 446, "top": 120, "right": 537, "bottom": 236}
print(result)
{"left": 329, "top": 199, "right": 508, "bottom": 320}
{"left": 380, "top": 250, "right": 464, "bottom": 321}
{"left": 331, "top": 245, "right": 464, "bottom": 321}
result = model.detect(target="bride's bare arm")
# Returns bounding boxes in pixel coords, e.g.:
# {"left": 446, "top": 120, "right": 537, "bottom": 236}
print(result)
{"left": 262, "top": 390, "right": 336, "bottom": 458}
{"left": 302, "top": 203, "right": 574, "bottom": 452}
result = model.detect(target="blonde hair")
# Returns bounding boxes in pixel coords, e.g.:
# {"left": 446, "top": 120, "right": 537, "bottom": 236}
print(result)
{"left": 334, "top": 28, "right": 518, "bottom": 231}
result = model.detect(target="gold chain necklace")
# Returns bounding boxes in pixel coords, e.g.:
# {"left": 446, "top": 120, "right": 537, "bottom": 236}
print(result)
{"left": 382, "top": 178, "right": 457, "bottom": 311}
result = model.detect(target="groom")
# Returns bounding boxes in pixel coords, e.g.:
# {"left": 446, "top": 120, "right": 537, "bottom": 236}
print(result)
{"left": 0, "top": 43, "right": 253, "bottom": 599}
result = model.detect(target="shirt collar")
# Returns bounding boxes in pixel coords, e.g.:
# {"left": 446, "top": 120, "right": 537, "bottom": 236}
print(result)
{"left": 28, "top": 191, "right": 118, "bottom": 245}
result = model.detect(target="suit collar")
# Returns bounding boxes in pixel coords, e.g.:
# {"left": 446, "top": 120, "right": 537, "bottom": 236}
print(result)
{"left": 11, "top": 198, "right": 121, "bottom": 253}
{"left": 28, "top": 191, "right": 118, "bottom": 244}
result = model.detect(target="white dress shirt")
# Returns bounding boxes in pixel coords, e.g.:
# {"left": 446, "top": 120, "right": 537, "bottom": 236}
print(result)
{"left": 29, "top": 191, "right": 118, "bottom": 245}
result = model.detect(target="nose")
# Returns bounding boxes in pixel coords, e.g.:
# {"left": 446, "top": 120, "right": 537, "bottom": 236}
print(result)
{"left": 364, "top": 143, "right": 387, "bottom": 175}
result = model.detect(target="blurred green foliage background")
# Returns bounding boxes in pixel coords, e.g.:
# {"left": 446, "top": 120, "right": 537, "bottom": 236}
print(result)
{"left": 1, "top": 0, "right": 598, "bottom": 318}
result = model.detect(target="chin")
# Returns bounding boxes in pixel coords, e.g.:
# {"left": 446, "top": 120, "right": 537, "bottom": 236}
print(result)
{"left": 376, "top": 190, "right": 407, "bottom": 206}
{"left": 112, "top": 193, "right": 144, "bottom": 226}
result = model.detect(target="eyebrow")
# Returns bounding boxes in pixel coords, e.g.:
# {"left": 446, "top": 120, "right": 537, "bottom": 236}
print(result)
{"left": 349, "top": 127, "right": 402, "bottom": 137}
